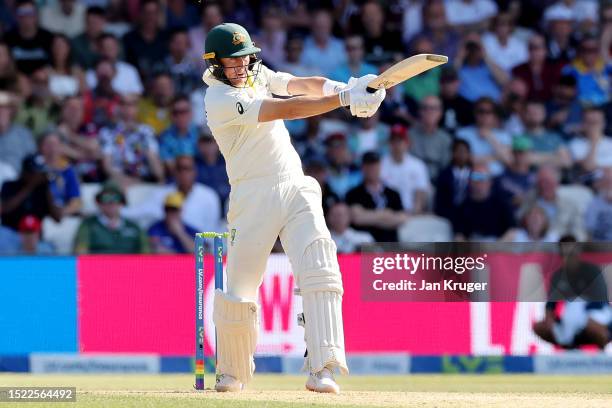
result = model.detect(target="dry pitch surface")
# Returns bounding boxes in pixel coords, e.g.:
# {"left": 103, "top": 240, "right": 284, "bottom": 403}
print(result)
{"left": 1, "top": 373, "right": 612, "bottom": 407}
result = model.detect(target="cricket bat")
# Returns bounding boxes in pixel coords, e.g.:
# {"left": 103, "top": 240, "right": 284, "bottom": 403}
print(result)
{"left": 366, "top": 54, "right": 448, "bottom": 93}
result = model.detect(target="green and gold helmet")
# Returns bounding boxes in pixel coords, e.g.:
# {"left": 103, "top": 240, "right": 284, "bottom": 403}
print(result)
{"left": 203, "top": 23, "right": 261, "bottom": 87}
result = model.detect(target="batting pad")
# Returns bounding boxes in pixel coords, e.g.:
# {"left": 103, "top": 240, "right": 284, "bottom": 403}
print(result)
{"left": 213, "top": 290, "right": 259, "bottom": 384}
{"left": 298, "top": 239, "right": 348, "bottom": 375}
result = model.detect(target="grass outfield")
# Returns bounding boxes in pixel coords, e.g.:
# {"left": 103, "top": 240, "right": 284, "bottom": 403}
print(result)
{"left": 1, "top": 374, "right": 612, "bottom": 407}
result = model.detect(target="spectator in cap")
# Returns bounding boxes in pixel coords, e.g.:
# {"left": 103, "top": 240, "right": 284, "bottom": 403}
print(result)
{"left": 304, "top": 157, "right": 340, "bottom": 216}
{"left": 72, "top": 6, "right": 108, "bottom": 70}
{"left": 456, "top": 97, "right": 512, "bottom": 175}
{"left": 512, "top": 33, "right": 563, "bottom": 101}
{"left": 520, "top": 100, "right": 571, "bottom": 169}
{"left": 327, "top": 34, "right": 377, "bottom": 83}
{"left": 439, "top": 65, "right": 474, "bottom": 134}
{"left": 346, "top": 151, "right": 406, "bottom": 242}
{"left": 196, "top": 132, "right": 230, "bottom": 210}
{"left": 326, "top": 202, "right": 374, "bottom": 253}
{"left": 569, "top": 107, "right": 612, "bottom": 172}
{"left": 325, "top": 132, "right": 361, "bottom": 199}
{"left": 409, "top": 95, "right": 452, "bottom": 180}
{"left": 85, "top": 33, "right": 144, "bottom": 96}
{"left": 562, "top": 35, "right": 612, "bottom": 105}
{"left": 17, "top": 214, "right": 55, "bottom": 255}
{"left": 584, "top": 167, "right": 612, "bottom": 241}
{"left": 148, "top": 192, "right": 198, "bottom": 253}
{"left": 454, "top": 163, "right": 515, "bottom": 241}
{"left": 481, "top": 12, "right": 529, "bottom": 73}
{"left": 380, "top": 124, "right": 430, "bottom": 213}
{"left": 40, "top": 0, "right": 86, "bottom": 37}
{"left": 0, "top": 91, "right": 36, "bottom": 174}
{"left": 1, "top": 154, "right": 62, "bottom": 231}
{"left": 434, "top": 139, "right": 472, "bottom": 225}
{"left": 4, "top": 0, "right": 54, "bottom": 75}
{"left": 74, "top": 181, "right": 149, "bottom": 254}
{"left": 495, "top": 135, "right": 537, "bottom": 211}
{"left": 543, "top": 3, "right": 577, "bottom": 64}
{"left": 545, "top": 74, "right": 583, "bottom": 137}
{"left": 38, "top": 131, "right": 82, "bottom": 216}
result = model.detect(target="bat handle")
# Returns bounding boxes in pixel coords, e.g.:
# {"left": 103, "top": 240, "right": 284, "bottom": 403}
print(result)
{"left": 366, "top": 86, "right": 377, "bottom": 94}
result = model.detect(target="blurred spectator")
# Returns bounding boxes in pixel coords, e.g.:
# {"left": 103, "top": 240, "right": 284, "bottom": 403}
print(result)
{"left": 122, "top": 0, "right": 168, "bottom": 82}
{"left": 304, "top": 157, "right": 340, "bottom": 216}
{"left": 355, "top": 0, "right": 404, "bottom": 65}
{"left": 195, "top": 133, "right": 230, "bottom": 210}
{"left": 439, "top": 66, "right": 474, "bottom": 134}
{"left": 495, "top": 136, "right": 536, "bottom": 210}
{"left": 381, "top": 126, "right": 430, "bottom": 213}
{"left": 416, "top": 0, "right": 459, "bottom": 61}
{"left": 327, "top": 34, "right": 377, "bottom": 83}
{"left": 346, "top": 151, "right": 406, "bottom": 242}
{"left": 253, "top": 7, "right": 286, "bottom": 69}
{"left": 16, "top": 214, "right": 54, "bottom": 255}
{"left": 148, "top": 191, "right": 197, "bottom": 253}
{"left": 584, "top": 167, "right": 612, "bottom": 241}
{"left": 0, "top": 40, "right": 24, "bottom": 93}
{"left": 166, "top": 27, "right": 200, "bottom": 95}
{"left": 137, "top": 72, "right": 174, "bottom": 134}
{"left": 301, "top": 9, "right": 346, "bottom": 75}
{"left": 165, "top": 0, "right": 200, "bottom": 29}
{"left": 521, "top": 165, "right": 585, "bottom": 240}
{"left": 378, "top": 75, "right": 414, "bottom": 126}
{"left": 40, "top": 0, "right": 85, "bottom": 37}
{"left": 401, "top": 0, "right": 425, "bottom": 44}
{"left": 86, "top": 33, "right": 144, "bottom": 96}
{"left": 454, "top": 164, "right": 515, "bottom": 241}
{"left": 500, "top": 77, "right": 529, "bottom": 136}
{"left": 444, "top": 0, "right": 498, "bottom": 31}
{"left": 49, "top": 34, "right": 84, "bottom": 98}
{"left": 15, "top": 66, "right": 58, "bottom": 138}
{"left": 434, "top": 139, "right": 472, "bottom": 225}
{"left": 456, "top": 97, "right": 512, "bottom": 175}
{"left": 56, "top": 95, "right": 103, "bottom": 182}
{"left": 4, "top": 0, "right": 53, "bottom": 75}
{"left": 409, "top": 95, "right": 452, "bottom": 180}
{"left": 569, "top": 107, "right": 612, "bottom": 172}
{"left": 72, "top": 6, "right": 107, "bottom": 70}
{"left": 74, "top": 181, "right": 149, "bottom": 254}
{"left": 277, "top": 33, "right": 321, "bottom": 77}
{"left": 39, "top": 131, "right": 81, "bottom": 216}
{"left": 545, "top": 74, "right": 582, "bottom": 137}
{"left": 511, "top": 33, "right": 562, "bottom": 101}
{"left": 350, "top": 113, "right": 388, "bottom": 158}
{"left": 83, "top": 58, "right": 120, "bottom": 128}
{"left": 481, "top": 12, "right": 528, "bottom": 72}
{"left": 99, "top": 94, "right": 164, "bottom": 185}
{"left": 601, "top": 2, "right": 612, "bottom": 60}
{"left": 0, "top": 223, "right": 20, "bottom": 254}
{"left": 188, "top": 2, "right": 224, "bottom": 64}
{"left": 0, "top": 91, "right": 36, "bottom": 173}
{"left": 503, "top": 204, "right": 558, "bottom": 243}
{"left": 456, "top": 32, "right": 509, "bottom": 102}
{"left": 160, "top": 95, "right": 199, "bottom": 174}
{"left": 1, "top": 154, "right": 62, "bottom": 231}
{"left": 327, "top": 202, "right": 374, "bottom": 253}
{"left": 325, "top": 133, "right": 361, "bottom": 199}
{"left": 222, "top": 0, "right": 256, "bottom": 33}
{"left": 404, "top": 37, "right": 441, "bottom": 103}
{"left": 562, "top": 35, "right": 612, "bottom": 105}
{"left": 521, "top": 100, "right": 571, "bottom": 169}
{"left": 543, "top": 3, "right": 577, "bottom": 64}
{"left": 0, "top": 160, "right": 17, "bottom": 188}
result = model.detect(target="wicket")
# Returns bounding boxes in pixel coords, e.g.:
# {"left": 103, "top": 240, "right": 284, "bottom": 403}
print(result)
{"left": 194, "top": 231, "right": 229, "bottom": 390}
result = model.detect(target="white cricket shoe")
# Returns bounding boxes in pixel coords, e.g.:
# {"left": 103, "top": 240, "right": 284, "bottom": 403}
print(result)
{"left": 215, "top": 374, "right": 243, "bottom": 392}
{"left": 305, "top": 367, "right": 340, "bottom": 394}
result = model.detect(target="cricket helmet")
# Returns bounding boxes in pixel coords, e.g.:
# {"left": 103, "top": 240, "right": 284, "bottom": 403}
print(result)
{"left": 203, "top": 23, "right": 262, "bottom": 87}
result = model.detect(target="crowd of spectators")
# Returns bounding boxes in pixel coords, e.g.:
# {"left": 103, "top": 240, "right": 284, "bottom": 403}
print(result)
{"left": 1, "top": 0, "right": 612, "bottom": 255}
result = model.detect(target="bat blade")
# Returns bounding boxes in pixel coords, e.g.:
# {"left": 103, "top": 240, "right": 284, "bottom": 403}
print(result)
{"left": 366, "top": 54, "right": 448, "bottom": 93}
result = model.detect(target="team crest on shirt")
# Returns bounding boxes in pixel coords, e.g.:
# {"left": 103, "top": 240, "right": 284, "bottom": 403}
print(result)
{"left": 232, "top": 32, "right": 246, "bottom": 45}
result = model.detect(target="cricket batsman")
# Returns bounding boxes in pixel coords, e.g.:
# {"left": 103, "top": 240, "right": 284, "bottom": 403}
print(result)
{"left": 202, "top": 23, "right": 385, "bottom": 393}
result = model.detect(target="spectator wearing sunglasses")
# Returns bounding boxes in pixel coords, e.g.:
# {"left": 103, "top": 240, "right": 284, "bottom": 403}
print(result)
{"left": 159, "top": 95, "right": 200, "bottom": 176}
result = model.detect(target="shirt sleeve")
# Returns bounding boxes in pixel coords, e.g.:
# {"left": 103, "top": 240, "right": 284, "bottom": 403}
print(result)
{"left": 205, "top": 87, "right": 264, "bottom": 128}
{"left": 261, "top": 64, "right": 293, "bottom": 97}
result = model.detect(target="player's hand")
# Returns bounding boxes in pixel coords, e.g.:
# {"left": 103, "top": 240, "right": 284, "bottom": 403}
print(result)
{"left": 340, "top": 75, "right": 386, "bottom": 118}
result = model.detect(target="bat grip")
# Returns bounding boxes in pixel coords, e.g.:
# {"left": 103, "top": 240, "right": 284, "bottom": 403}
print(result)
{"left": 366, "top": 86, "right": 377, "bottom": 94}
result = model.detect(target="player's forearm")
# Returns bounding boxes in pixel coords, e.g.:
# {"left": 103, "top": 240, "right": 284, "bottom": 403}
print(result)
{"left": 287, "top": 76, "right": 327, "bottom": 96}
{"left": 258, "top": 94, "right": 341, "bottom": 122}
